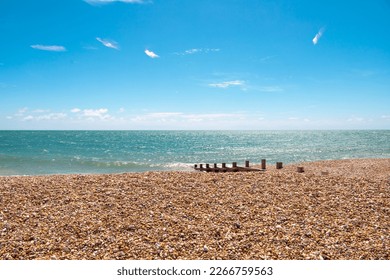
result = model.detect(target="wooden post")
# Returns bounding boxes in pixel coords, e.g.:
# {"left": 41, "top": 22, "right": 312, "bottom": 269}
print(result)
{"left": 232, "top": 162, "right": 237, "bottom": 168}
{"left": 199, "top": 164, "right": 203, "bottom": 169}
{"left": 222, "top": 163, "right": 226, "bottom": 168}
{"left": 297, "top": 166, "right": 304, "bottom": 173}
{"left": 276, "top": 162, "right": 283, "bottom": 169}
{"left": 213, "top": 163, "right": 217, "bottom": 168}
{"left": 194, "top": 164, "right": 197, "bottom": 168}
{"left": 245, "top": 160, "right": 250, "bottom": 168}
{"left": 261, "top": 159, "right": 266, "bottom": 170}
{"left": 206, "top": 164, "right": 210, "bottom": 169}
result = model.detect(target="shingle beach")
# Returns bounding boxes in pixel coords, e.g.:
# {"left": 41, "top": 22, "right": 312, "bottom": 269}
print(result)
{"left": 1, "top": 159, "right": 389, "bottom": 260}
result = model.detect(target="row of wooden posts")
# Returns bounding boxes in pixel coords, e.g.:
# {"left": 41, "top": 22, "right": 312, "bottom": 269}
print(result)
{"left": 194, "top": 159, "right": 288, "bottom": 173}
{"left": 194, "top": 160, "right": 306, "bottom": 173}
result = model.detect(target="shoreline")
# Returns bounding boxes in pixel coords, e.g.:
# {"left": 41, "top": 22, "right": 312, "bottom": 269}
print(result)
{"left": 1, "top": 157, "right": 389, "bottom": 178}
{"left": 1, "top": 158, "right": 389, "bottom": 260}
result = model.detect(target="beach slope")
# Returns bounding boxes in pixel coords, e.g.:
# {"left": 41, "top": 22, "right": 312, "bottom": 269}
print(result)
{"left": 1, "top": 159, "right": 389, "bottom": 259}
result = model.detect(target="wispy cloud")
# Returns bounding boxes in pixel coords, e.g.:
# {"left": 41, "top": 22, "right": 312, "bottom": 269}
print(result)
{"left": 131, "top": 112, "right": 244, "bottom": 123}
{"left": 312, "top": 27, "right": 326, "bottom": 45}
{"left": 71, "top": 108, "right": 113, "bottom": 120}
{"left": 184, "top": 48, "right": 201, "bottom": 55}
{"left": 24, "top": 113, "right": 67, "bottom": 121}
{"left": 15, "top": 107, "right": 28, "bottom": 117}
{"left": 208, "top": 80, "right": 245, "bottom": 89}
{"left": 146, "top": 112, "right": 183, "bottom": 118}
{"left": 70, "top": 108, "right": 81, "bottom": 113}
{"left": 96, "top": 37, "right": 119, "bottom": 50}
{"left": 7, "top": 107, "right": 118, "bottom": 125}
{"left": 176, "top": 48, "right": 220, "bottom": 55}
{"left": 84, "top": 0, "right": 147, "bottom": 5}
{"left": 31, "top": 45, "right": 66, "bottom": 52}
{"left": 258, "top": 86, "right": 283, "bottom": 93}
{"left": 347, "top": 116, "right": 365, "bottom": 122}
{"left": 258, "top": 55, "right": 277, "bottom": 63}
{"left": 9, "top": 108, "right": 67, "bottom": 121}
{"left": 145, "top": 49, "right": 159, "bottom": 58}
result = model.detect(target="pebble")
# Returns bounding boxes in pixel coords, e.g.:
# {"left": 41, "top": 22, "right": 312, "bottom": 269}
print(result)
{"left": 0, "top": 158, "right": 388, "bottom": 260}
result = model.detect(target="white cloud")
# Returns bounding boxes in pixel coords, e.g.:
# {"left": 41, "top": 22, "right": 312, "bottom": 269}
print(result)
{"left": 71, "top": 108, "right": 113, "bottom": 121}
{"left": 131, "top": 112, "right": 244, "bottom": 123}
{"left": 13, "top": 107, "right": 29, "bottom": 117}
{"left": 130, "top": 112, "right": 181, "bottom": 123}
{"left": 312, "top": 27, "right": 326, "bottom": 45}
{"left": 36, "top": 113, "right": 67, "bottom": 121}
{"left": 21, "top": 113, "right": 67, "bottom": 121}
{"left": 31, "top": 45, "right": 66, "bottom": 52}
{"left": 176, "top": 48, "right": 220, "bottom": 55}
{"left": 18, "top": 107, "right": 28, "bottom": 114}
{"left": 83, "top": 108, "right": 108, "bottom": 117}
{"left": 347, "top": 116, "right": 365, "bottom": 122}
{"left": 209, "top": 80, "right": 245, "bottom": 89}
{"left": 71, "top": 108, "right": 81, "bottom": 113}
{"left": 147, "top": 112, "right": 183, "bottom": 118}
{"left": 128, "top": 112, "right": 252, "bottom": 129}
{"left": 23, "top": 115, "right": 34, "bottom": 121}
{"left": 182, "top": 113, "right": 243, "bottom": 122}
{"left": 184, "top": 48, "right": 201, "bottom": 55}
{"left": 33, "top": 109, "right": 50, "bottom": 113}
{"left": 96, "top": 37, "right": 119, "bottom": 50}
{"left": 85, "top": 0, "right": 146, "bottom": 4}
{"left": 145, "top": 49, "right": 159, "bottom": 58}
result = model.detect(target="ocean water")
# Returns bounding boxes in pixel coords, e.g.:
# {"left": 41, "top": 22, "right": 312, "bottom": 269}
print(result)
{"left": 0, "top": 130, "right": 389, "bottom": 176}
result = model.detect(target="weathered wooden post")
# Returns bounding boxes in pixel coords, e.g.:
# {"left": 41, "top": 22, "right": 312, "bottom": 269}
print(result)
{"left": 222, "top": 163, "right": 226, "bottom": 168}
{"left": 245, "top": 160, "right": 250, "bottom": 168}
{"left": 194, "top": 164, "right": 197, "bottom": 169}
{"left": 232, "top": 162, "right": 238, "bottom": 172}
{"left": 206, "top": 164, "right": 210, "bottom": 169}
{"left": 297, "top": 166, "right": 304, "bottom": 173}
{"left": 261, "top": 159, "right": 266, "bottom": 170}
{"left": 276, "top": 162, "right": 283, "bottom": 169}
{"left": 213, "top": 163, "right": 217, "bottom": 168}
{"left": 199, "top": 164, "right": 203, "bottom": 169}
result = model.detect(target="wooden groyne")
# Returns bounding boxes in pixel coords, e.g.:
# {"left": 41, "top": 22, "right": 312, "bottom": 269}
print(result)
{"left": 193, "top": 159, "right": 300, "bottom": 173}
{"left": 194, "top": 160, "right": 265, "bottom": 173}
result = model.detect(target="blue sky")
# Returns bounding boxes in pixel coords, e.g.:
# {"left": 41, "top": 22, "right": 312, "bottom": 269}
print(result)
{"left": 1, "top": 0, "right": 389, "bottom": 129}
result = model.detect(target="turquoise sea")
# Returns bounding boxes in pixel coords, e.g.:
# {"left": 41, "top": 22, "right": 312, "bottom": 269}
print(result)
{"left": 0, "top": 130, "right": 389, "bottom": 176}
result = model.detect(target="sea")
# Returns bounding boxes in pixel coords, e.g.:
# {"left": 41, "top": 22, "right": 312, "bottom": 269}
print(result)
{"left": 0, "top": 130, "right": 389, "bottom": 176}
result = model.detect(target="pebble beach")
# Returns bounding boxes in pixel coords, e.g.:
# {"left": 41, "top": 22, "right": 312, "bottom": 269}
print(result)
{"left": 0, "top": 158, "right": 389, "bottom": 260}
